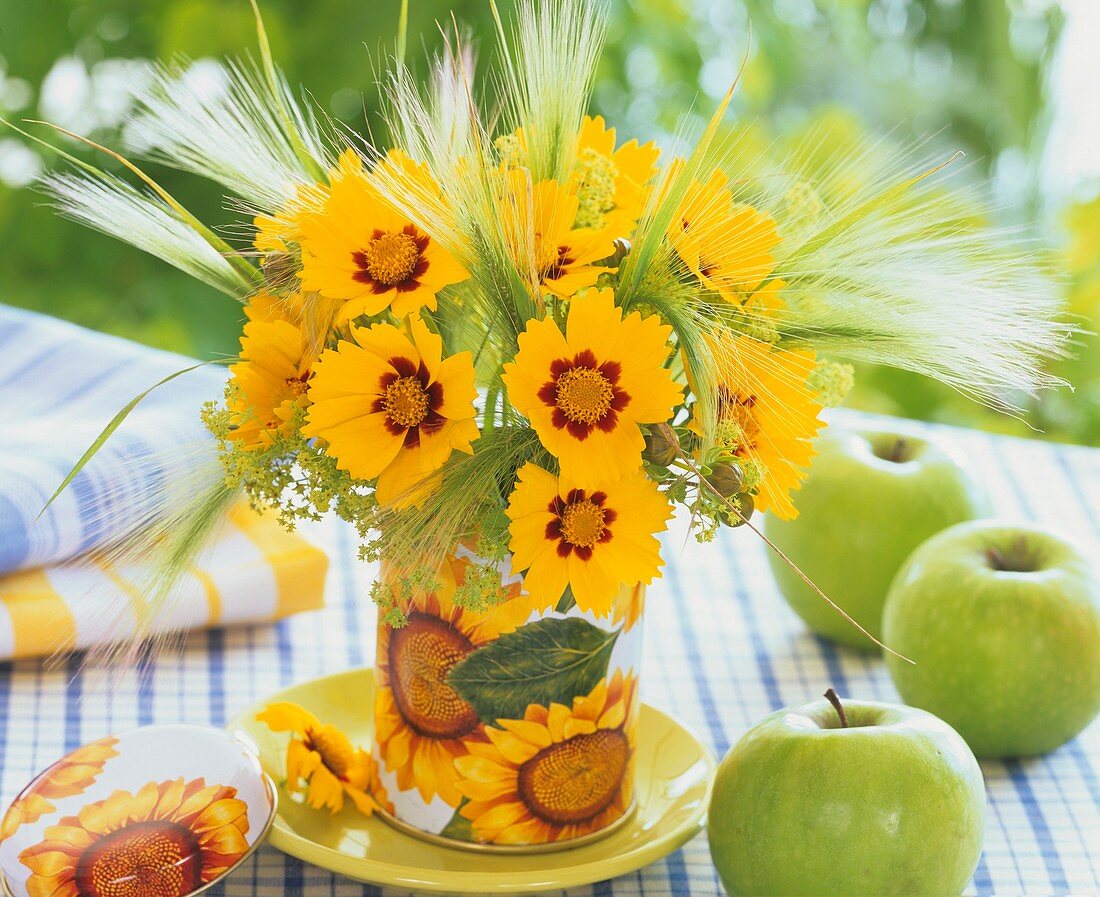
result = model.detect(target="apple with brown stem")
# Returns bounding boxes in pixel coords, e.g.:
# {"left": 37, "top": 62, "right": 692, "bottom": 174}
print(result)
{"left": 707, "top": 688, "right": 986, "bottom": 896}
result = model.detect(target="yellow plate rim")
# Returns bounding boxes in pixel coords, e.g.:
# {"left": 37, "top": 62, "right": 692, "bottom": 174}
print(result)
{"left": 226, "top": 667, "right": 716, "bottom": 894}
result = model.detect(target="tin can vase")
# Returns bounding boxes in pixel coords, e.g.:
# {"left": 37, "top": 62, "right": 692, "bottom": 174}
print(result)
{"left": 371, "top": 549, "right": 644, "bottom": 850}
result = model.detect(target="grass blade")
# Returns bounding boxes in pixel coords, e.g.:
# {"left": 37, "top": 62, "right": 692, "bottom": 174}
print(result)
{"left": 38, "top": 362, "right": 222, "bottom": 519}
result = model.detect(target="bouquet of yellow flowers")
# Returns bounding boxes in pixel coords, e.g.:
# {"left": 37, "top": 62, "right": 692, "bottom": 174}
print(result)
{"left": 14, "top": 0, "right": 1072, "bottom": 850}
{"left": 19, "top": 0, "right": 1068, "bottom": 631}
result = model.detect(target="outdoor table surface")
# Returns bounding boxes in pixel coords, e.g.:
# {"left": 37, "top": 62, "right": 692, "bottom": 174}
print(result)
{"left": 1, "top": 409, "right": 1097, "bottom": 896}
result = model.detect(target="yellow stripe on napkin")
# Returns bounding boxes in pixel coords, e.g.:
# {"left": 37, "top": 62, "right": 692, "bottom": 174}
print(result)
{"left": 0, "top": 503, "right": 327, "bottom": 661}
{"left": 227, "top": 503, "right": 329, "bottom": 618}
{"left": 0, "top": 569, "right": 78, "bottom": 657}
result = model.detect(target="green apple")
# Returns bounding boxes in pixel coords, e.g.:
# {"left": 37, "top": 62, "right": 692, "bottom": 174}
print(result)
{"left": 708, "top": 692, "right": 985, "bottom": 897}
{"left": 765, "top": 426, "right": 988, "bottom": 649}
{"left": 883, "top": 520, "right": 1100, "bottom": 757}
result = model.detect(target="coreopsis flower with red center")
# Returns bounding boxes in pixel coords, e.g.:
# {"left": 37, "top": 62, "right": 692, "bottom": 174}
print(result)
{"left": 505, "top": 172, "right": 618, "bottom": 298}
{"left": 253, "top": 148, "right": 362, "bottom": 256}
{"left": 700, "top": 332, "right": 825, "bottom": 519}
{"left": 505, "top": 462, "right": 672, "bottom": 614}
{"left": 226, "top": 312, "right": 313, "bottom": 450}
{"left": 503, "top": 288, "right": 682, "bottom": 481}
{"left": 302, "top": 316, "right": 478, "bottom": 508}
{"left": 669, "top": 166, "right": 780, "bottom": 303}
{"left": 298, "top": 152, "right": 468, "bottom": 322}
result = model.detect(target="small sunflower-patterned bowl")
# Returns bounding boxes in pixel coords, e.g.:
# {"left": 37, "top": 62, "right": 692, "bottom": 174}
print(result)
{"left": 0, "top": 724, "right": 276, "bottom": 897}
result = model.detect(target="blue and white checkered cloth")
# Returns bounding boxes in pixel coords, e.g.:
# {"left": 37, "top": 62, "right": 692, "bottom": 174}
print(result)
{"left": 0, "top": 321, "right": 1096, "bottom": 893}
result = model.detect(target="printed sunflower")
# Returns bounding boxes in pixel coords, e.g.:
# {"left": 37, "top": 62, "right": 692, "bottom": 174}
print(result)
{"left": 375, "top": 556, "right": 535, "bottom": 807}
{"left": 0, "top": 737, "right": 119, "bottom": 843}
{"left": 611, "top": 583, "right": 645, "bottom": 633}
{"left": 18, "top": 777, "right": 249, "bottom": 897}
{"left": 455, "top": 669, "right": 637, "bottom": 845}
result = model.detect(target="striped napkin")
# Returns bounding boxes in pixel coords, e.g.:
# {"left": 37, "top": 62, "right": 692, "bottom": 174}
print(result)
{"left": 0, "top": 304, "right": 327, "bottom": 660}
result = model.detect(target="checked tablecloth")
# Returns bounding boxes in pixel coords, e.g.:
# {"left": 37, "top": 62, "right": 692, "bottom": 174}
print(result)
{"left": 0, "top": 409, "right": 1097, "bottom": 896}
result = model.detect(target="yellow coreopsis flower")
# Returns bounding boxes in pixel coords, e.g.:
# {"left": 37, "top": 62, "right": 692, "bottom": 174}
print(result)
{"left": 454, "top": 670, "right": 637, "bottom": 845}
{"left": 503, "top": 288, "right": 682, "bottom": 481}
{"left": 708, "top": 333, "right": 825, "bottom": 519}
{"left": 297, "top": 152, "right": 468, "bottom": 322}
{"left": 670, "top": 167, "right": 780, "bottom": 302}
{"left": 226, "top": 313, "right": 313, "bottom": 450}
{"left": 302, "top": 316, "right": 478, "bottom": 508}
{"left": 572, "top": 115, "right": 660, "bottom": 232}
{"left": 506, "top": 172, "right": 617, "bottom": 298}
{"left": 506, "top": 463, "right": 672, "bottom": 614}
{"left": 253, "top": 148, "right": 362, "bottom": 255}
{"left": 256, "top": 702, "right": 390, "bottom": 816}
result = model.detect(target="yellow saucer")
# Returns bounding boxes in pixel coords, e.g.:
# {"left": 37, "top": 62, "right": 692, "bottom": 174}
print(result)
{"left": 226, "top": 668, "right": 714, "bottom": 894}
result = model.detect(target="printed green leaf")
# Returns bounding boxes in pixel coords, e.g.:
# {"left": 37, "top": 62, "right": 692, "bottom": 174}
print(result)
{"left": 448, "top": 616, "right": 619, "bottom": 724}
{"left": 439, "top": 803, "right": 476, "bottom": 842}
{"left": 554, "top": 586, "right": 577, "bottom": 614}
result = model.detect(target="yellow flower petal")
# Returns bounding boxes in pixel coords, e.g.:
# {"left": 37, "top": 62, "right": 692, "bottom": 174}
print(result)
{"left": 256, "top": 701, "right": 320, "bottom": 736}
{"left": 453, "top": 671, "right": 638, "bottom": 845}
{"left": 302, "top": 764, "right": 342, "bottom": 813}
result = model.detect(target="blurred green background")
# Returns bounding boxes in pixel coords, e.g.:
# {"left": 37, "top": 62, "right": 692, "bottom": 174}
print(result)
{"left": 1, "top": 0, "right": 1096, "bottom": 443}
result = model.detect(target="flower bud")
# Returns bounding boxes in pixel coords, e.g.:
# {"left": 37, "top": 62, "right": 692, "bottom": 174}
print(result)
{"left": 722, "top": 492, "right": 755, "bottom": 527}
{"left": 643, "top": 427, "right": 680, "bottom": 467}
{"left": 706, "top": 462, "right": 744, "bottom": 497}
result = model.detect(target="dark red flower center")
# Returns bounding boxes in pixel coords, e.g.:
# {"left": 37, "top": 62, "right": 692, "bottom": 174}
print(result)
{"left": 537, "top": 350, "right": 631, "bottom": 440}
{"left": 352, "top": 225, "right": 431, "bottom": 293}
{"left": 540, "top": 244, "right": 575, "bottom": 281}
{"left": 372, "top": 356, "right": 445, "bottom": 447}
{"left": 545, "top": 488, "right": 617, "bottom": 560}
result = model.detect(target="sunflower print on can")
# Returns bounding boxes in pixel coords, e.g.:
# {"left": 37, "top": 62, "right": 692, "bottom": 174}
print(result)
{"left": 454, "top": 670, "right": 638, "bottom": 845}
{"left": 374, "top": 556, "right": 535, "bottom": 807}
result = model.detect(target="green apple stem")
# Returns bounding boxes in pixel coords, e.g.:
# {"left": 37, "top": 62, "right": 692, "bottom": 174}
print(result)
{"left": 987, "top": 537, "right": 1036, "bottom": 573}
{"left": 824, "top": 688, "right": 850, "bottom": 728}
{"left": 657, "top": 423, "right": 915, "bottom": 665}
{"left": 888, "top": 437, "right": 909, "bottom": 463}
{"left": 986, "top": 547, "right": 1007, "bottom": 571}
